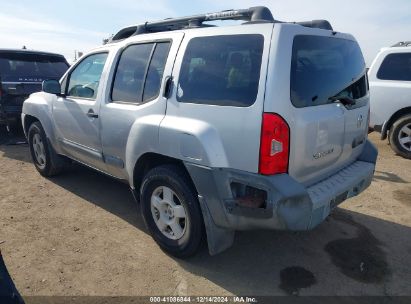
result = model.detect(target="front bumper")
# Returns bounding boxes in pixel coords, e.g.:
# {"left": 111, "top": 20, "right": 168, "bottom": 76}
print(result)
{"left": 185, "top": 140, "right": 377, "bottom": 232}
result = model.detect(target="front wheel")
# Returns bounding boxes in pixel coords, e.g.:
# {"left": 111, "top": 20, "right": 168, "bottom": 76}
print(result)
{"left": 389, "top": 114, "right": 411, "bottom": 159}
{"left": 140, "top": 165, "right": 204, "bottom": 258}
{"left": 28, "top": 121, "right": 67, "bottom": 176}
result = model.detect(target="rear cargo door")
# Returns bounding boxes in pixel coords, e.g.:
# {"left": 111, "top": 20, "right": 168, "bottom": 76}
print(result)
{"left": 287, "top": 34, "right": 368, "bottom": 185}
{"left": 0, "top": 51, "right": 69, "bottom": 118}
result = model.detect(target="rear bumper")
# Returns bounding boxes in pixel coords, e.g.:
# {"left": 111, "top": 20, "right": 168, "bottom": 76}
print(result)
{"left": 185, "top": 140, "right": 377, "bottom": 232}
{"left": 0, "top": 104, "right": 23, "bottom": 125}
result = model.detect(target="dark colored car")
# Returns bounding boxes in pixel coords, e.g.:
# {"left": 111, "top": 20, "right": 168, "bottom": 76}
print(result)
{"left": 0, "top": 251, "right": 24, "bottom": 304}
{"left": 0, "top": 49, "right": 69, "bottom": 128}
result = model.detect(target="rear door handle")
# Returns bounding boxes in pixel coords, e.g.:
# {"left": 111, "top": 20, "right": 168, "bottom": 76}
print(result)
{"left": 86, "top": 109, "right": 98, "bottom": 118}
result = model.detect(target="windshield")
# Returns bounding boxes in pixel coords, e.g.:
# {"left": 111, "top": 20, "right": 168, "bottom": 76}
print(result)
{"left": 290, "top": 35, "right": 366, "bottom": 108}
{"left": 0, "top": 52, "right": 69, "bottom": 81}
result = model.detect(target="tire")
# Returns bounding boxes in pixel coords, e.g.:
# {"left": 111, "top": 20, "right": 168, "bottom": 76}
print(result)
{"left": 388, "top": 114, "right": 411, "bottom": 159}
{"left": 28, "top": 121, "right": 67, "bottom": 176}
{"left": 140, "top": 165, "right": 204, "bottom": 258}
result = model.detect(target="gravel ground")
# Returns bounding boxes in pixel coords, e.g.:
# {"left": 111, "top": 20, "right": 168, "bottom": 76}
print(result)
{"left": 0, "top": 132, "right": 410, "bottom": 297}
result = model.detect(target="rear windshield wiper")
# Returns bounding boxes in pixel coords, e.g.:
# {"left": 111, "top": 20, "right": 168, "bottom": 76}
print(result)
{"left": 328, "top": 95, "right": 356, "bottom": 106}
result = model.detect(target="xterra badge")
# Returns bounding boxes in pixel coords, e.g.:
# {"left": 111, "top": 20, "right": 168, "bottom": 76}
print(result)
{"left": 313, "top": 148, "right": 334, "bottom": 160}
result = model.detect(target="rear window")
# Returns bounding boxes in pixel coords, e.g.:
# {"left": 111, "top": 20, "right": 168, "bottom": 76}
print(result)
{"left": 0, "top": 52, "right": 69, "bottom": 81}
{"left": 177, "top": 34, "right": 264, "bottom": 107}
{"left": 291, "top": 35, "right": 366, "bottom": 108}
{"left": 377, "top": 53, "right": 411, "bottom": 81}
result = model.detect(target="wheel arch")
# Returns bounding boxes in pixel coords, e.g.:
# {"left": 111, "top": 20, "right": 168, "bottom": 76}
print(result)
{"left": 383, "top": 106, "right": 411, "bottom": 139}
{"left": 23, "top": 114, "right": 39, "bottom": 136}
{"left": 132, "top": 152, "right": 197, "bottom": 197}
{"left": 22, "top": 93, "right": 56, "bottom": 143}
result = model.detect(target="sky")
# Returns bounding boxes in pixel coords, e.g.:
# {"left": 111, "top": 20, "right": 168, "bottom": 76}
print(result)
{"left": 0, "top": 0, "right": 410, "bottom": 65}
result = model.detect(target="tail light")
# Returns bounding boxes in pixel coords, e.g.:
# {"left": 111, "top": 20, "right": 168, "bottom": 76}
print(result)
{"left": 259, "top": 113, "right": 289, "bottom": 175}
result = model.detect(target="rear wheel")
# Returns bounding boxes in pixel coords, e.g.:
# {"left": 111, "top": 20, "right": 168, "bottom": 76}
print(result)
{"left": 28, "top": 121, "right": 67, "bottom": 176}
{"left": 389, "top": 114, "right": 411, "bottom": 159}
{"left": 140, "top": 165, "right": 204, "bottom": 258}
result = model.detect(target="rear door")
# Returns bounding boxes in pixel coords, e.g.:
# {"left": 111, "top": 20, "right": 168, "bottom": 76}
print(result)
{"left": 266, "top": 28, "right": 369, "bottom": 186}
{"left": 99, "top": 33, "right": 184, "bottom": 179}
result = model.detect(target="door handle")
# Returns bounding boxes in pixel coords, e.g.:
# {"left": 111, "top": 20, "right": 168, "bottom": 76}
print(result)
{"left": 86, "top": 109, "right": 98, "bottom": 118}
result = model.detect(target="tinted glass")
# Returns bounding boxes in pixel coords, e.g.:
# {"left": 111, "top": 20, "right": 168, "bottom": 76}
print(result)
{"left": 377, "top": 53, "right": 411, "bottom": 81}
{"left": 143, "top": 42, "right": 170, "bottom": 101}
{"left": 67, "top": 53, "right": 108, "bottom": 99}
{"left": 291, "top": 35, "right": 366, "bottom": 108}
{"left": 177, "top": 34, "right": 264, "bottom": 107}
{"left": 111, "top": 43, "right": 153, "bottom": 103}
{"left": 0, "top": 52, "right": 69, "bottom": 81}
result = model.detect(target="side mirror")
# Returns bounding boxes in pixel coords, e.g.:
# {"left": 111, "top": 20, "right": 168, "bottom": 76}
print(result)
{"left": 42, "top": 80, "right": 62, "bottom": 95}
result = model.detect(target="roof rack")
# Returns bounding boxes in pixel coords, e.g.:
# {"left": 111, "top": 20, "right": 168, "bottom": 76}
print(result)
{"left": 109, "top": 6, "right": 333, "bottom": 43}
{"left": 392, "top": 41, "right": 411, "bottom": 47}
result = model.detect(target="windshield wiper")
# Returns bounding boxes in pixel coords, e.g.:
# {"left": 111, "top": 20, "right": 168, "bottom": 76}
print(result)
{"left": 329, "top": 95, "right": 356, "bottom": 106}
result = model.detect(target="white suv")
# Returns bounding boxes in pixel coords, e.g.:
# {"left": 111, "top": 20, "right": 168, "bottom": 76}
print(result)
{"left": 22, "top": 7, "right": 376, "bottom": 257}
{"left": 368, "top": 41, "right": 411, "bottom": 159}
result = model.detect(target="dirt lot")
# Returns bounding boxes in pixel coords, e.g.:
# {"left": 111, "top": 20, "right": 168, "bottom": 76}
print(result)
{"left": 0, "top": 131, "right": 410, "bottom": 297}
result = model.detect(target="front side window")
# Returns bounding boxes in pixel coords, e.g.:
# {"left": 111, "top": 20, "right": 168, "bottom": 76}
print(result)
{"left": 67, "top": 53, "right": 108, "bottom": 99}
{"left": 377, "top": 53, "right": 411, "bottom": 81}
{"left": 291, "top": 35, "right": 366, "bottom": 108}
{"left": 177, "top": 34, "right": 264, "bottom": 107}
{"left": 111, "top": 42, "right": 170, "bottom": 104}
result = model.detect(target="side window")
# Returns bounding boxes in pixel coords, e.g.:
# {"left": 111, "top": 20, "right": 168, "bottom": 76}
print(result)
{"left": 111, "top": 42, "right": 171, "bottom": 104}
{"left": 67, "top": 53, "right": 108, "bottom": 99}
{"left": 112, "top": 44, "right": 153, "bottom": 103}
{"left": 377, "top": 53, "right": 411, "bottom": 81}
{"left": 143, "top": 43, "right": 171, "bottom": 101}
{"left": 177, "top": 34, "right": 264, "bottom": 107}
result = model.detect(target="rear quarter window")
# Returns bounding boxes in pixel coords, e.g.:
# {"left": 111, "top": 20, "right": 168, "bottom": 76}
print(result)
{"left": 377, "top": 53, "right": 411, "bottom": 81}
{"left": 177, "top": 34, "right": 264, "bottom": 107}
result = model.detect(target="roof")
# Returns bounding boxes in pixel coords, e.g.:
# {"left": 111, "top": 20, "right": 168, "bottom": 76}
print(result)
{"left": 0, "top": 48, "right": 66, "bottom": 57}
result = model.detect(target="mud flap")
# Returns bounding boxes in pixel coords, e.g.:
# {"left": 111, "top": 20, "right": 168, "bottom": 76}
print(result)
{"left": 358, "top": 139, "right": 378, "bottom": 164}
{"left": 198, "top": 195, "right": 235, "bottom": 255}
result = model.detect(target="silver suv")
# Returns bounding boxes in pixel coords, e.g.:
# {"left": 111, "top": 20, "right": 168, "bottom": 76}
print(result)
{"left": 22, "top": 7, "right": 377, "bottom": 257}
{"left": 368, "top": 41, "right": 411, "bottom": 159}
